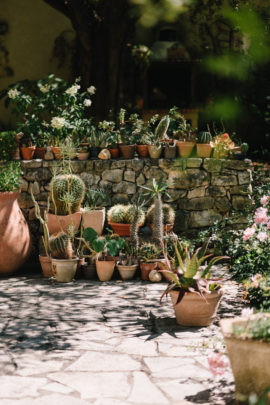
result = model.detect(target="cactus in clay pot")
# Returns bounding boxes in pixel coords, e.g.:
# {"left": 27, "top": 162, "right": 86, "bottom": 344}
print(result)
{"left": 107, "top": 204, "right": 127, "bottom": 223}
{"left": 147, "top": 204, "right": 175, "bottom": 225}
{"left": 50, "top": 174, "right": 85, "bottom": 216}
{"left": 49, "top": 232, "right": 73, "bottom": 259}
{"left": 125, "top": 204, "right": 145, "bottom": 224}
{"left": 197, "top": 131, "right": 212, "bottom": 144}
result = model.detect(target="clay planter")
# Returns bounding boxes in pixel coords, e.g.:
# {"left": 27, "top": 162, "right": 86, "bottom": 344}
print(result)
{"left": 51, "top": 257, "right": 78, "bottom": 282}
{"left": 136, "top": 145, "right": 149, "bottom": 158}
{"left": 35, "top": 147, "right": 46, "bottom": 159}
{"left": 119, "top": 144, "right": 136, "bottom": 159}
{"left": 47, "top": 211, "right": 82, "bottom": 234}
{"left": 117, "top": 263, "right": 138, "bottom": 280}
{"left": 220, "top": 315, "right": 270, "bottom": 398}
{"left": 82, "top": 208, "right": 105, "bottom": 236}
{"left": 149, "top": 223, "right": 174, "bottom": 234}
{"left": 164, "top": 144, "right": 176, "bottom": 159}
{"left": 96, "top": 259, "right": 115, "bottom": 281}
{"left": 21, "top": 146, "right": 36, "bottom": 160}
{"left": 51, "top": 146, "right": 62, "bottom": 160}
{"left": 0, "top": 191, "right": 31, "bottom": 275}
{"left": 148, "top": 145, "right": 162, "bottom": 159}
{"left": 82, "top": 262, "right": 96, "bottom": 279}
{"left": 196, "top": 144, "right": 212, "bottom": 158}
{"left": 108, "top": 222, "right": 143, "bottom": 237}
{"left": 77, "top": 152, "right": 89, "bottom": 161}
{"left": 109, "top": 148, "right": 119, "bottom": 158}
{"left": 140, "top": 261, "right": 157, "bottom": 281}
{"left": 170, "top": 289, "right": 223, "bottom": 327}
{"left": 176, "top": 141, "right": 195, "bottom": 158}
{"left": 39, "top": 255, "right": 53, "bottom": 278}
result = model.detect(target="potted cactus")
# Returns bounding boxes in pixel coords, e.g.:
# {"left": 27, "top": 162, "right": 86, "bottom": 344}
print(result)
{"left": 49, "top": 232, "right": 78, "bottom": 282}
{"left": 107, "top": 204, "right": 145, "bottom": 236}
{"left": 83, "top": 188, "right": 108, "bottom": 236}
{"left": 118, "top": 109, "right": 138, "bottom": 159}
{"left": 77, "top": 145, "right": 89, "bottom": 161}
{"left": 148, "top": 116, "right": 170, "bottom": 159}
{"left": 196, "top": 131, "right": 213, "bottom": 158}
{"left": 117, "top": 242, "right": 138, "bottom": 280}
{"left": 48, "top": 173, "right": 85, "bottom": 234}
{"left": 175, "top": 114, "right": 197, "bottom": 158}
{"left": 147, "top": 203, "right": 175, "bottom": 234}
{"left": 139, "top": 243, "right": 162, "bottom": 281}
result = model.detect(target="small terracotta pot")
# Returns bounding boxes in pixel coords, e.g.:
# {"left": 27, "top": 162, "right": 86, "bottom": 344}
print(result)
{"left": 119, "top": 144, "right": 135, "bottom": 159}
{"left": 51, "top": 257, "right": 78, "bottom": 282}
{"left": 77, "top": 152, "right": 89, "bottom": 161}
{"left": 170, "top": 289, "right": 223, "bottom": 326}
{"left": 117, "top": 263, "right": 138, "bottom": 280}
{"left": 136, "top": 145, "right": 149, "bottom": 158}
{"left": 35, "top": 147, "right": 46, "bottom": 159}
{"left": 140, "top": 262, "right": 157, "bottom": 281}
{"left": 148, "top": 145, "right": 162, "bottom": 159}
{"left": 51, "top": 146, "right": 62, "bottom": 160}
{"left": 196, "top": 144, "right": 212, "bottom": 158}
{"left": 21, "top": 146, "right": 36, "bottom": 160}
{"left": 149, "top": 223, "right": 174, "bottom": 234}
{"left": 108, "top": 222, "right": 143, "bottom": 237}
{"left": 96, "top": 259, "right": 115, "bottom": 281}
{"left": 109, "top": 148, "right": 119, "bottom": 158}
{"left": 176, "top": 141, "right": 195, "bottom": 158}
{"left": 39, "top": 255, "right": 53, "bottom": 277}
{"left": 164, "top": 144, "right": 176, "bottom": 159}
{"left": 82, "top": 208, "right": 105, "bottom": 236}
{"left": 47, "top": 211, "right": 82, "bottom": 234}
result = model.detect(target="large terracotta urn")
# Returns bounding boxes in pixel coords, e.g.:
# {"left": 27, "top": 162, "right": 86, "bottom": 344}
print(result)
{"left": 0, "top": 191, "right": 31, "bottom": 275}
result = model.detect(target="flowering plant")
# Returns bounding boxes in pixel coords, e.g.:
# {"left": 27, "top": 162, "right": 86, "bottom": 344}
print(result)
{"left": 210, "top": 133, "right": 235, "bottom": 158}
{"left": 243, "top": 195, "right": 269, "bottom": 244}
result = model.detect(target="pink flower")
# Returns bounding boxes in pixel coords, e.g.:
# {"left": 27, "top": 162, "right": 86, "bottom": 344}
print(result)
{"left": 243, "top": 227, "right": 255, "bottom": 241}
{"left": 254, "top": 207, "right": 268, "bottom": 224}
{"left": 208, "top": 352, "right": 229, "bottom": 375}
{"left": 267, "top": 222, "right": 270, "bottom": 230}
{"left": 251, "top": 274, "right": 263, "bottom": 288}
{"left": 261, "top": 195, "right": 269, "bottom": 206}
{"left": 257, "top": 231, "right": 268, "bottom": 243}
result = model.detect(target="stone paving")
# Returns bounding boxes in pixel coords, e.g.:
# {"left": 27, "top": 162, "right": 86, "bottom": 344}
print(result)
{"left": 0, "top": 266, "right": 245, "bottom": 405}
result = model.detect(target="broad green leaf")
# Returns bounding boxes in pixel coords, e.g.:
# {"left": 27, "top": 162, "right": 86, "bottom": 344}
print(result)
{"left": 83, "top": 227, "right": 98, "bottom": 243}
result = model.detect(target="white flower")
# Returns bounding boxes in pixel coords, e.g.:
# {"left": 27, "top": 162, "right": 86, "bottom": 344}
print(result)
{"left": 51, "top": 117, "right": 66, "bottom": 130}
{"left": 241, "top": 307, "right": 254, "bottom": 317}
{"left": 8, "top": 88, "right": 19, "bottom": 99}
{"left": 87, "top": 86, "right": 96, "bottom": 95}
{"left": 42, "top": 120, "right": 49, "bottom": 127}
{"left": 39, "top": 84, "right": 50, "bottom": 93}
{"left": 66, "top": 84, "right": 80, "bottom": 96}
{"left": 84, "top": 99, "right": 92, "bottom": 107}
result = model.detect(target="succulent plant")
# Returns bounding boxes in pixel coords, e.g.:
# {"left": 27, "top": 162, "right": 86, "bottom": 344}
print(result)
{"left": 147, "top": 204, "right": 175, "bottom": 225}
{"left": 107, "top": 204, "right": 127, "bottom": 223}
{"left": 49, "top": 232, "right": 73, "bottom": 259}
{"left": 50, "top": 174, "right": 85, "bottom": 215}
{"left": 139, "top": 243, "right": 161, "bottom": 262}
{"left": 197, "top": 131, "right": 212, "bottom": 144}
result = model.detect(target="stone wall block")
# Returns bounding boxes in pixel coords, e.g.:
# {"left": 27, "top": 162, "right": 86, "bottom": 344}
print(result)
{"left": 187, "top": 187, "right": 205, "bottom": 199}
{"left": 214, "top": 197, "right": 231, "bottom": 213}
{"left": 111, "top": 161, "right": 126, "bottom": 169}
{"left": 186, "top": 158, "right": 203, "bottom": 168}
{"left": 136, "top": 173, "right": 146, "bottom": 186}
{"left": 189, "top": 210, "right": 222, "bottom": 228}
{"left": 21, "top": 159, "right": 42, "bottom": 169}
{"left": 31, "top": 181, "right": 40, "bottom": 196}
{"left": 174, "top": 210, "right": 189, "bottom": 232}
{"left": 112, "top": 181, "right": 136, "bottom": 194}
{"left": 17, "top": 192, "right": 35, "bottom": 209}
{"left": 125, "top": 159, "right": 144, "bottom": 171}
{"left": 124, "top": 170, "right": 136, "bottom": 183}
{"left": 80, "top": 172, "right": 100, "bottom": 187}
{"left": 71, "top": 160, "right": 86, "bottom": 173}
{"left": 223, "top": 159, "right": 252, "bottom": 170}
{"left": 178, "top": 197, "right": 214, "bottom": 210}
{"left": 232, "top": 195, "right": 251, "bottom": 211}
{"left": 20, "top": 179, "right": 28, "bottom": 192}
{"left": 203, "top": 159, "right": 223, "bottom": 173}
{"left": 238, "top": 170, "right": 252, "bottom": 185}
{"left": 164, "top": 189, "right": 187, "bottom": 203}
{"left": 95, "top": 160, "right": 110, "bottom": 172}
{"left": 230, "top": 184, "right": 252, "bottom": 195}
{"left": 211, "top": 175, "right": 237, "bottom": 186}
{"left": 102, "top": 169, "right": 123, "bottom": 183}
{"left": 143, "top": 167, "right": 166, "bottom": 180}
{"left": 168, "top": 169, "right": 210, "bottom": 189}
{"left": 112, "top": 194, "right": 130, "bottom": 204}
{"left": 85, "top": 161, "right": 95, "bottom": 171}
{"left": 207, "top": 186, "right": 227, "bottom": 197}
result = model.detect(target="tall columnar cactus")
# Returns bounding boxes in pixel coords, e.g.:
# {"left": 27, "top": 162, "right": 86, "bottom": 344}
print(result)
{"left": 50, "top": 174, "right": 85, "bottom": 215}
{"left": 147, "top": 204, "right": 175, "bottom": 225}
{"left": 49, "top": 232, "right": 73, "bottom": 259}
{"left": 155, "top": 116, "right": 170, "bottom": 140}
{"left": 197, "top": 131, "right": 212, "bottom": 144}
{"left": 129, "top": 196, "right": 146, "bottom": 253}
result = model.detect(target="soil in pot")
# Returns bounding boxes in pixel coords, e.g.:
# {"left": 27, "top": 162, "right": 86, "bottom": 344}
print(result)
{"left": 83, "top": 208, "right": 105, "bottom": 236}
{"left": 21, "top": 146, "right": 36, "bottom": 160}
{"left": 119, "top": 144, "right": 136, "bottom": 159}
{"left": 39, "top": 255, "right": 53, "bottom": 277}
{"left": 196, "top": 144, "right": 212, "bottom": 158}
{"left": 47, "top": 211, "right": 82, "bottom": 234}
{"left": 51, "top": 257, "right": 78, "bottom": 282}
{"left": 140, "top": 262, "right": 157, "bottom": 281}
{"left": 170, "top": 289, "right": 223, "bottom": 326}
{"left": 35, "top": 147, "right": 46, "bottom": 159}
{"left": 176, "top": 141, "right": 195, "bottom": 158}
{"left": 117, "top": 263, "right": 138, "bottom": 280}
{"left": 136, "top": 145, "right": 149, "bottom": 158}
{"left": 96, "top": 259, "right": 115, "bottom": 281}
{"left": 148, "top": 145, "right": 162, "bottom": 159}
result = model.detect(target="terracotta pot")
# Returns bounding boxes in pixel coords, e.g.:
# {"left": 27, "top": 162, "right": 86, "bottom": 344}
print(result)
{"left": 149, "top": 223, "right": 174, "bottom": 234}
{"left": 108, "top": 222, "right": 143, "bottom": 237}
{"left": 21, "top": 146, "right": 36, "bottom": 160}
{"left": 77, "top": 152, "right": 89, "bottom": 161}
{"left": 164, "top": 144, "right": 176, "bottom": 159}
{"left": 220, "top": 315, "right": 270, "bottom": 398}
{"left": 51, "top": 257, "right": 78, "bottom": 282}
{"left": 82, "top": 208, "right": 105, "bottom": 236}
{"left": 140, "top": 261, "right": 157, "bottom": 281}
{"left": 47, "top": 211, "right": 82, "bottom": 234}
{"left": 39, "top": 255, "right": 53, "bottom": 278}
{"left": 119, "top": 144, "right": 135, "bottom": 159}
{"left": 148, "top": 145, "right": 162, "bottom": 159}
{"left": 96, "top": 259, "right": 115, "bottom": 281}
{"left": 117, "top": 263, "right": 138, "bottom": 280}
{"left": 176, "top": 141, "right": 195, "bottom": 158}
{"left": 82, "top": 262, "right": 96, "bottom": 279}
{"left": 51, "top": 146, "right": 62, "bottom": 160}
{"left": 170, "top": 289, "right": 223, "bottom": 326}
{"left": 109, "top": 148, "right": 119, "bottom": 158}
{"left": 0, "top": 191, "right": 31, "bottom": 275}
{"left": 35, "top": 147, "right": 46, "bottom": 159}
{"left": 196, "top": 144, "right": 212, "bottom": 158}
{"left": 136, "top": 145, "right": 149, "bottom": 158}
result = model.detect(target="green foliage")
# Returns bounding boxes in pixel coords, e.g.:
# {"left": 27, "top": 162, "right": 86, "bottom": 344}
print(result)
{"left": 0, "top": 161, "right": 22, "bottom": 192}
{"left": 244, "top": 275, "right": 270, "bottom": 312}
{"left": 155, "top": 116, "right": 170, "bottom": 140}
{"left": 84, "top": 188, "right": 109, "bottom": 210}
{"left": 82, "top": 227, "right": 125, "bottom": 257}
{"left": 139, "top": 243, "right": 161, "bottom": 262}
{"left": 0, "top": 131, "right": 17, "bottom": 161}
{"left": 232, "top": 314, "right": 270, "bottom": 341}
{"left": 50, "top": 174, "right": 85, "bottom": 215}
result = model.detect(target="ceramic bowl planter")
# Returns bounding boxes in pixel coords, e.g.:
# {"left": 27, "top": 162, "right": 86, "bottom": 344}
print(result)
{"left": 21, "top": 146, "right": 36, "bottom": 160}
{"left": 96, "top": 259, "right": 115, "bottom": 281}
{"left": 196, "top": 144, "right": 212, "bottom": 158}
{"left": 140, "top": 261, "right": 157, "bottom": 281}
{"left": 47, "top": 211, "right": 82, "bottom": 234}
{"left": 51, "top": 257, "right": 78, "bottom": 282}
{"left": 119, "top": 144, "right": 136, "bottom": 159}
{"left": 35, "top": 147, "right": 46, "bottom": 159}
{"left": 82, "top": 208, "right": 105, "bottom": 236}
{"left": 39, "top": 255, "right": 53, "bottom": 277}
{"left": 117, "top": 263, "right": 138, "bottom": 280}
{"left": 136, "top": 145, "right": 149, "bottom": 158}
{"left": 77, "top": 152, "right": 89, "bottom": 161}
{"left": 220, "top": 315, "right": 270, "bottom": 398}
{"left": 176, "top": 141, "right": 195, "bottom": 158}
{"left": 0, "top": 191, "right": 31, "bottom": 275}
{"left": 169, "top": 289, "right": 223, "bottom": 327}
{"left": 148, "top": 145, "right": 162, "bottom": 159}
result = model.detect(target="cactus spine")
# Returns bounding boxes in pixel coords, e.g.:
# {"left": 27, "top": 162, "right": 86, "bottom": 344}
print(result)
{"left": 197, "top": 131, "right": 212, "bottom": 144}
{"left": 49, "top": 232, "right": 73, "bottom": 259}
{"left": 50, "top": 174, "right": 85, "bottom": 216}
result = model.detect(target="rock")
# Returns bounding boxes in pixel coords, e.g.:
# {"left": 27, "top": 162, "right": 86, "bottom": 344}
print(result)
{"left": 189, "top": 210, "right": 222, "bottom": 228}
{"left": 85, "top": 161, "right": 94, "bottom": 171}
{"left": 178, "top": 197, "right": 214, "bottom": 211}
{"left": 111, "top": 161, "right": 125, "bottom": 169}
{"left": 124, "top": 170, "right": 135, "bottom": 183}
{"left": 21, "top": 159, "right": 42, "bottom": 169}
{"left": 223, "top": 160, "right": 252, "bottom": 170}
{"left": 215, "top": 197, "right": 231, "bottom": 213}
{"left": 238, "top": 170, "right": 252, "bottom": 185}
{"left": 187, "top": 187, "right": 205, "bottom": 199}
{"left": 17, "top": 192, "right": 35, "bottom": 209}
{"left": 125, "top": 159, "right": 144, "bottom": 171}
{"left": 164, "top": 189, "right": 187, "bottom": 202}
{"left": 207, "top": 185, "right": 226, "bottom": 197}
{"left": 102, "top": 169, "right": 123, "bottom": 183}
{"left": 143, "top": 167, "right": 166, "bottom": 180}
{"left": 203, "top": 159, "right": 223, "bottom": 173}
{"left": 80, "top": 172, "right": 100, "bottom": 187}
{"left": 232, "top": 195, "right": 251, "bottom": 210}
{"left": 71, "top": 161, "right": 86, "bottom": 174}
{"left": 168, "top": 169, "right": 210, "bottom": 189}
{"left": 20, "top": 179, "right": 28, "bottom": 192}
{"left": 95, "top": 160, "right": 111, "bottom": 172}
{"left": 112, "top": 194, "right": 129, "bottom": 204}
{"left": 186, "top": 158, "right": 203, "bottom": 168}
{"left": 67, "top": 352, "right": 140, "bottom": 372}
{"left": 44, "top": 147, "right": 54, "bottom": 161}
{"left": 98, "top": 149, "right": 111, "bottom": 160}
{"left": 230, "top": 184, "right": 252, "bottom": 195}
{"left": 31, "top": 181, "right": 40, "bottom": 196}
{"left": 112, "top": 181, "right": 136, "bottom": 194}
{"left": 174, "top": 210, "right": 189, "bottom": 231}
{"left": 28, "top": 207, "right": 37, "bottom": 220}
{"left": 212, "top": 175, "right": 237, "bottom": 186}
{"left": 24, "top": 168, "right": 52, "bottom": 182}
{"left": 128, "top": 372, "right": 168, "bottom": 404}
{"left": 136, "top": 173, "right": 146, "bottom": 186}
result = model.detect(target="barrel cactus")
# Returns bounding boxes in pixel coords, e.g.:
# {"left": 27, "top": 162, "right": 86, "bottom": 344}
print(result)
{"left": 107, "top": 204, "right": 127, "bottom": 223}
{"left": 50, "top": 174, "right": 85, "bottom": 215}
{"left": 125, "top": 205, "right": 145, "bottom": 224}
{"left": 147, "top": 204, "right": 175, "bottom": 225}
{"left": 49, "top": 232, "right": 73, "bottom": 259}
{"left": 197, "top": 131, "right": 212, "bottom": 144}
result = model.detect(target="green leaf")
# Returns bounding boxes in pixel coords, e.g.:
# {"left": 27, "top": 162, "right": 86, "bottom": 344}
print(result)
{"left": 83, "top": 227, "right": 98, "bottom": 243}
{"left": 92, "top": 238, "right": 104, "bottom": 253}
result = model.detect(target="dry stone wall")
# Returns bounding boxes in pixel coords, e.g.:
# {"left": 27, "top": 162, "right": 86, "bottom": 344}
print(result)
{"left": 19, "top": 157, "right": 252, "bottom": 258}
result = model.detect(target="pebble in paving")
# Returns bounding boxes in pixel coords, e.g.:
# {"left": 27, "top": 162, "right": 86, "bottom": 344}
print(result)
{"left": 0, "top": 266, "right": 245, "bottom": 404}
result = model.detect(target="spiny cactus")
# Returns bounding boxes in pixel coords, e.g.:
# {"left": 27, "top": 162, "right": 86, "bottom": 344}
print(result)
{"left": 147, "top": 204, "right": 175, "bottom": 225}
{"left": 49, "top": 232, "right": 73, "bottom": 259}
{"left": 107, "top": 204, "right": 127, "bottom": 223}
{"left": 50, "top": 174, "right": 85, "bottom": 215}
{"left": 125, "top": 205, "right": 145, "bottom": 224}
{"left": 197, "top": 131, "right": 212, "bottom": 144}
{"left": 139, "top": 242, "right": 161, "bottom": 262}
{"left": 155, "top": 116, "right": 170, "bottom": 140}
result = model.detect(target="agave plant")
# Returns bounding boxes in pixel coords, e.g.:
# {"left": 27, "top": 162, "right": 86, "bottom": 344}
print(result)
{"left": 160, "top": 234, "right": 230, "bottom": 305}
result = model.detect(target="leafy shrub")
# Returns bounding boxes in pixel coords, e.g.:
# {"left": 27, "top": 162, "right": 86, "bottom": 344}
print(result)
{"left": 244, "top": 275, "right": 270, "bottom": 311}
{"left": 0, "top": 131, "right": 17, "bottom": 161}
{"left": 0, "top": 162, "right": 22, "bottom": 192}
